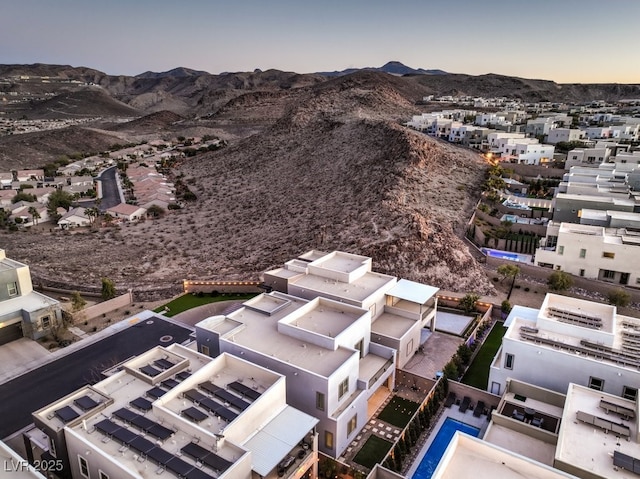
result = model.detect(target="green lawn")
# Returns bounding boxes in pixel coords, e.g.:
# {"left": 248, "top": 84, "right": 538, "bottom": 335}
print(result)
{"left": 376, "top": 396, "right": 420, "bottom": 428}
{"left": 352, "top": 435, "right": 393, "bottom": 470}
{"left": 153, "top": 293, "right": 257, "bottom": 317}
{"left": 461, "top": 322, "right": 507, "bottom": 390}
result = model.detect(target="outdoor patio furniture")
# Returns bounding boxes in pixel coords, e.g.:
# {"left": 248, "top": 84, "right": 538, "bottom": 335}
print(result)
{"left": 474, "top": 401, "right": 485, "bottom": 417}
{"left": 459, "top": 396, "right": 471, "bottom": 413}
{"left": 532, "top": 416, "right": 544, "bottom": 427}
{"left": 512, "top": 410, "right": 525, "bottom": 422}
{"left": 445, "top": 392, "right": 456, "bottom": 408}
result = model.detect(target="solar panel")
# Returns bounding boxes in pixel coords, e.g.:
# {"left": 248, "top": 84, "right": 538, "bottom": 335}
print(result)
{"left": 130, "top": 436, "right": 156, "bottom": 455}
{"left": 147, "top": 387, "right": 167, "bottom": 399}
{"left": 146, "top": 446, "right": 174, "bottom": 466}
{"left": 185, "top": 389, "right": 206, "bottom": 404}
{"left": 166, "top": 456, "right": 194, "bottom": 477}
{"left": 162, "top": 378, "right": 179, "bottom": 389}
{"left": 114, "top": 408, "right": 138, "bottom": 423}
{"left": 228, "top": 381, "right": 261, "bottom": 400}
{"left": 74, "top": 395, "right": 99, "bottom": 411}
{"left": 181, "top": 442, "right": 233, "bottom": 472}
{"left": 55, "top": 406, "right": 80, "bottom": 423}
{"left": 200, "top": 381, "right": 221, "bottom": 395}
{"left": 147, "top": 423, "right": 174, "bottom": 440}
{"left": 131, "top": 415, "right": 156, "bottom": 432}
{"left": 140, "top": 365, "right": 161, "bottom": 377}
{"left": 154, "top": 358, "right": 175, "bottom": 370}
{"left": 183, "top": 407, "right": 208, "bottom": 423}
{"left": 214, "top": 389, "right": 250, "bottom": 410}
{"left": 113, "top": 427, "right": 138, "bottom": 445}
{"left": 130, "top": 397, "right": 153, "bottom": 411}
{"left": 185, "top": 468, "right": 216, "bottom": 479}
{"left": 95, "top": 419, "right": 121, "bottom": 436}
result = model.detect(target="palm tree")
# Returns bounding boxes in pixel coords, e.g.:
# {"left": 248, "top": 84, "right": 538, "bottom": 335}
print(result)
{"left": 85, "top": 207, "right": 99, "bottom": 225}
{"left": 28, "top": 206, "right": 40, "bottom": 226}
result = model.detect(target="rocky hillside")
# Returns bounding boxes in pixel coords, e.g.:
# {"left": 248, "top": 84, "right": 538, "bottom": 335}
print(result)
{"left": 0, "top": 72, "right": 494, "bottom": 296}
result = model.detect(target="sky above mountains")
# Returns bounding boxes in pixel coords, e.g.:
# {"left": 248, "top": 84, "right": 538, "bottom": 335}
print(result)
{"left": 2, "top": 0, "right": 639, "bottom": 83}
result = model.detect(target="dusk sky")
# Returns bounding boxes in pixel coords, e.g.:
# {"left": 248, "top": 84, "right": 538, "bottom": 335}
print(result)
{"left": 2, "top": 0, "right": 639, "bottom": 83}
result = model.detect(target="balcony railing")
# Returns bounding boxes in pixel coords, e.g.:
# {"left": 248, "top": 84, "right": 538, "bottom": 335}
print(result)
{"left": 368, "top": 357, "right": 394, "bottom": 389}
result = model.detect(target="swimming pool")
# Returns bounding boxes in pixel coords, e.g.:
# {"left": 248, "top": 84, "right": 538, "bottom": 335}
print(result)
{"left": 481, "top": 248, "right": 530, "bottom": 263}
{"left": 412, "top": 418, "right": 480, "bottom": 479}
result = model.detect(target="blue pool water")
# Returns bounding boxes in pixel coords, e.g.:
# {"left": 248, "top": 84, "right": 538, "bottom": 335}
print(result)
{"left": 412, "top": 418, "right": 480, "bottom": 479}
{"left": 481, "top": 248, "right": 529, "bottom": 263}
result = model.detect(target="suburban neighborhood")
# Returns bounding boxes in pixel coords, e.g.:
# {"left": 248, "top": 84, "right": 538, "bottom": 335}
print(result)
{"left": 0, "top": 30, "right": 640, "bottom": 479}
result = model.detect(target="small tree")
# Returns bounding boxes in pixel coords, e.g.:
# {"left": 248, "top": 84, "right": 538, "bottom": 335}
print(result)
{"left": 12, "top": 192, "right": 37, "bottom": 203}
{"left": 101, "top": 277, "right": 116, "bottom": 300}
{"left": 501, "top": 299, "right": 512, "bottom": 314}
{"left": 443, "top": 360, "right": 459, "bottom": 380}
{"left": 458, "top": 293, "right": 480, "bottom": 314}
{"left": 28, "top": 206, "right": 41, "bottom": 225}
{"left": 547, "top": 271, "right": 573, "bottom": 291}
{"left": 147, "top": 204, "right": 165, "bottom": 218}
{"left": 71, "top": 291, "right": 87, "bottom": 312}
{"left": 608, "top": 289, "right": 631, "bottom": 307}
{"left": 497, "top": 264, "right": 520, "bottom": 299}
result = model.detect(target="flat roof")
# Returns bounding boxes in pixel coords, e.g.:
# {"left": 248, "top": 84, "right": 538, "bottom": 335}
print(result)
{"left": 372, "top": 312, "right": 416, "bottom": 339}
{"left": 290, "top": 270, "right": 396, "bottom": 303}
{"left": 310, "top": 251, "right": 370, "bottom": 274}
{"left": 503, "top": 305, "right": 540, "bottom": 328}
{"left": 242, "top": 406, "right": 318, "bottom": 476}
{"left": 387, "top": 279, "right": 439, "bottom": 304}
{"left": 433, "top": 433, "right": 575, "bottom": 479}
{"left": 482, "top": 424, "right": 556, "bottom": 466}
{"left": 0, "top": 291, "right": 59, "bottom": 316}
{"left": 221, "top": 293, "right": 358, "bottom": 377}
{"left": 556, "top": 384, "right": 640, "bottom": 479}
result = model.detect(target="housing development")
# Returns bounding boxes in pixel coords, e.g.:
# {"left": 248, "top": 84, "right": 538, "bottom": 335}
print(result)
{"left": 1, "top": 61, "right": 640, "bottom": 479}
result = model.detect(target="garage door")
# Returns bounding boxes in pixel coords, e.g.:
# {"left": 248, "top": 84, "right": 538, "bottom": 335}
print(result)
{"left": 0, "top": 321, "right": 22, "bottom": 346}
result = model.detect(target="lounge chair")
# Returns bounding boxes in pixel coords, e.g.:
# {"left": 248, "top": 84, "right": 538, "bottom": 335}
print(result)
{"left": 512, "top": 410, "right": 525, "bottom": 422}
{"left": 531, "top": 417, "right": 544, "bottom": 427}
{"left": 459, "top": 396, "right": 471, "bottom": 413}
{"left": 445, "top": 392, "right": 456, "bottom": 408}
{"left": 473, "top": 400, "right": 485, "bottom": 417}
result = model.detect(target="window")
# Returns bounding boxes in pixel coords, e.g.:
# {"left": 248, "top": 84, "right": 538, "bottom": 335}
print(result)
{"left": 579, "top": 269, "right": 585, "bottom": 277}
{"left": 347, "top": 414, "right": 358, "bottom": 436}
{"left": 200, "top": 345, "right": 209, "bottom": 356}
{"left": 41, "top": 316, "right": 51, "bottom": 330}
{"left": 588, "top": 376, "right": 604, "bottom": 391}
{"left": 623, "top": 386, "right": 638, "bottom": 401}
{"left": 338, "top": 378, "right": 349, "bottom": 400}
{"left": 78, "top": 455, "right": 90, "bottom": 478}
{"left": 99, "top": 471, "right": 109, "bottom": 479}
{"left": 316, "top": 392, "right": 325, "bottom": 411}
{"left": 557, "top": 245, "right": 564, "bottom": 255}
{"left": 324, "top": 431, "right": 334, "bottom": 450}
{"left": 603, "top": 252, "right": 615, "bottom": 259}
{"left": 406, "top": 339, "right": 414, "bottom": 357}
{"left": 7, "top": 282, "right": 18, "bottom": 297}
{"left": 504, "top": 353, "right": 514, "bottom": 370}
{"left": 579, "top": 249, "right": 586, "bottom": 258}
{"left": 354, "top": 338, "right": 364, "bottom": 359}
{"left": 603, "top": 270, "right": 616, "bottom": 280}
{"left": 48, "top": 436, "right": 56, "bottom": 458}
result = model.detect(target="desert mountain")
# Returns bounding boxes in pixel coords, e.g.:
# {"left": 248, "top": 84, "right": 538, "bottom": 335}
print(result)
{"left": 0, "top": 71, "right": 494, "bottom": 297}
{"left": 318, "top": 61, "right": 448, "bottom": 77}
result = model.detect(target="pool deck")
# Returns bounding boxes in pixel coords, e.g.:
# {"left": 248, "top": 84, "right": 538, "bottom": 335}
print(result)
{"left": 405, "top": 406, "right": 489, "bottom": 478}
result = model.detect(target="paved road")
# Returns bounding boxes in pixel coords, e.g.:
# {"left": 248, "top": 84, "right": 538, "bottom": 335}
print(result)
{"left": 96, "top": 166, "right": 122, "bottom": 211}
{"left": 0, "top": 318, "right": 192, "bottom": 439}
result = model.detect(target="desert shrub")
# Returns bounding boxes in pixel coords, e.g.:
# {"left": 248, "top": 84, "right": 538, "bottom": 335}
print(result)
{"left": 608, "top": 289, "right": 631, "bottom": 307}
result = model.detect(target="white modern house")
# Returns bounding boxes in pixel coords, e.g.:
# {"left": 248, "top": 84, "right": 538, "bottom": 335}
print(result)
{"left": 263, "top": 251, "right": 439, "bottom": 369}
{"left": 546, "top": 128, "right": 585, "bottom": 145}
{"left": 28, "top": 344, "right": 319, "bottom": 479}
{"left": 482, "top": 378, "right": 640, "bottom": 479}
{"left": 489, "top": 293, "right": 640, "bottom": 399}
{"left": 534, "top": 221, "right": 640, "bottom": 285}
{"left": 196, "top": 292, "right": 396, "bottom": 459}
{"left": 0, "top": 249, "right": 62, "bottom": 345}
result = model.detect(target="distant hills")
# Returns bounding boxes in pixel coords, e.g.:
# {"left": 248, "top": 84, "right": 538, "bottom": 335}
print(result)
{"left": 317, "top": 61, "right": 448, "bottom": 77}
